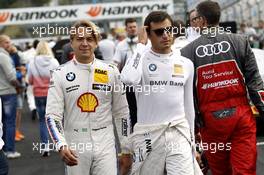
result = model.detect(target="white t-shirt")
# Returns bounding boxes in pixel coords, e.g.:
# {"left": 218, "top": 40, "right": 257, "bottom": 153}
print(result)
{"left": 113, "top": 38, "right": 137, "bottom": 70}
{"left": 98, "top": 39, "right": 115, "bottom": 64}
{"left": 252, "top": 48, "right": 264, "bottom": 81}
{"left": 0, "top": 98, "right": 4, "bottom": 150}
{"left": 121, "top": 43, "right": 195, "bottom": 134}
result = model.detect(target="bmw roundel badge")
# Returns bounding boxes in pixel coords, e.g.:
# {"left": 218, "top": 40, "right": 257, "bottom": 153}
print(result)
{"left": 66, "top": 72, "right": 76, "bottom": 81}
{"left": 149, "top": 64, "right": 157, "bottom": 72}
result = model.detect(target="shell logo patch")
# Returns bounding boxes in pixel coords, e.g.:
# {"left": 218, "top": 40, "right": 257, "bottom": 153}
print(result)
{"left": 94, "top": 68, "right": 108, "bottom": 83}
{"left": 77, "top": 93, "right": 98, "bottom": 112}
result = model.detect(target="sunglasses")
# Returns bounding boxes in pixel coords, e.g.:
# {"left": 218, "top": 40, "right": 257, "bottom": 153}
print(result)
{"left": 149, "top": 26, "right": 173, "bottom": 36}
{"left": 190, "top": 16, "right": 201, "bottom": 23}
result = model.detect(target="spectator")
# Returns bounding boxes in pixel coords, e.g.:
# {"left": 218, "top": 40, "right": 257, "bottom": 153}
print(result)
{"left": 60, "top": 43, "right": 74, "bottom": 64}
{"left": 8, "top": 45, "right": 26, "bottom": 142}
{"left": 257, "top": 20, "right": 264, "bottom": 49}
{"left": 186, "top": 9, "right": 201, "bottom": 42}
{"left": 113, "top": 18, "right": 138, "bottom": 129}
{"left": 28, "top": 41, "right": 59, "bottom": 157}
{"left": 0, "top": 98, "right": 9, "bottom": 175}
{"left": 23, "top": 40, "right": 39, "bottom": 121}
{"left": 98, "top": 33, "right": 115, "bottom": 63}
{"left": 0, "top": 35, "right": 21, "bottom": 159}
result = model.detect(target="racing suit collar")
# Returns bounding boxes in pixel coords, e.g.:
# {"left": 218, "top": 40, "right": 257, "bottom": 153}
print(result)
{"left": 73, "top": 58, "right": 95, "bottom": 71}
{"left": 149, "top": 49, "right": 173, "bottom": 59}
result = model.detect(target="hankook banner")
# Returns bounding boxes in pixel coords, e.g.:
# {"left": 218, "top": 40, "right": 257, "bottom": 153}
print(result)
{"left": 0, "top": 0, "right": 173, "bottom": 26}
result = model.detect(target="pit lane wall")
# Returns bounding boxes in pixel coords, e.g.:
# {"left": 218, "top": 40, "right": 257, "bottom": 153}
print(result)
{"left": 0, "top": 0, "right": 174, "bottom": 26}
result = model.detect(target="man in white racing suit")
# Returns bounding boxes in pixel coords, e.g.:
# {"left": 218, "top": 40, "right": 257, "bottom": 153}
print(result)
{"left": 121, "top": 11, "right": 202, "bottom": 175}
{"left": 45, "top": 20, "right": 131, "bottom": 175}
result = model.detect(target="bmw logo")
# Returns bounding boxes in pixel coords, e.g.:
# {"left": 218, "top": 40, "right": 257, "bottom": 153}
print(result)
{"left": 149, "top": 64, "right": 157, "bottom": 71}
{"left": 66, "top": 72, "right": 76, "bottom": 81}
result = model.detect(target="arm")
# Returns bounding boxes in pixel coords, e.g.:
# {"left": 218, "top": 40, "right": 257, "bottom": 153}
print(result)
{"left": 184, "top": 59, "right": 195, "bottom": 141}
{"left": 0, "top": 54, "right": 17, "bottom": 83}
{"left": 45, "top": 69, "right": 78, "bottom": 166}
{"left": 111, "top": 65, "right": 132, "bottom": 174}
{"left": 45, "top": 69, "right": 67, "bottom": 150}
{"left": 113, "top": 44, "right": 123, "bottom": 71}
{"left": 243, "top": 40, "right": 264, "bottom": 117}
{"left": 121, "top": 43, "right": 147, "bottom": 85}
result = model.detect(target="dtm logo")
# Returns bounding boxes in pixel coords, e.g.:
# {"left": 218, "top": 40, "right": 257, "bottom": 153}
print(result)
{"left": 149, "top": 64, "right": 157, "bottom": 72}
{"left": 66, "top": 72, "right": 76, "bottom": 81}
{"left": 196, "top": 41, "right": 231, "bottom": 58}
{"left": 86, "top": 6, "right": 102, "bottom": 17}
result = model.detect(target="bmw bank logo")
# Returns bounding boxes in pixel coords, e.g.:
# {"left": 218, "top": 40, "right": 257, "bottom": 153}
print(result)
{"left": 66, "top": 72, "right": 76, "bottom": 81}
{"left": 149, "top": 64, "right": 157, "bottom": 71}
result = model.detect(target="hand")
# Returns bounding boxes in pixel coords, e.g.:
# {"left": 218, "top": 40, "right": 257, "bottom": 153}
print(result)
{"left": 59, "top": 146, "right": 78, "bottom": 166}
{"left": 138, "top": 26, "right": 148, "bottom": 45}
{"left": 119, "top": 154, "right": 132, "bottom": 175}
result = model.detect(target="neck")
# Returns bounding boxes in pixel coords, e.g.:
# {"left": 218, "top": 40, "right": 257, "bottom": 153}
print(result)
{"left": 151, "top": 47, "right": 171, "bottom": 54}
{"left": 76, "top": 56, "right": 94, "bottom": 64}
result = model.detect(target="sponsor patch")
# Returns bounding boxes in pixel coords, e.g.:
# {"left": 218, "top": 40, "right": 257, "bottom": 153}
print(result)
{"left": 132, "top": 53, "right": 141, "bottom": 69}
{"left": 92, "top": 84, "right": 111, "bottom": 92}
{"left": 66, "top": 72, "right": 76, "bottom": 81}
{"left": 94, "top": 69, "right": 108, "bottom": 83}
{"left": 122, "top": 118, "right": 128, "bottom": 136}
{"left": 212, "top": 108, "right": 236, "bottom": 119}
{"left": 173, "top": 64, "right": 184, "bottom": 77}
{"left": 148, "top": 64, "right": 157, "bottom": 72}
{"left": 66, "top": 85, "right": 80, "bottom": 93}
{"left": 77, "top": 92, "right": 98, "bottom": 112}
{"left": 54, "top": 120, "right": 63, "bottom": 134}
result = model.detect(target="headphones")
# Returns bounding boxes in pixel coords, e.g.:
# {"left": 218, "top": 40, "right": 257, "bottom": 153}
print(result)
{"left": 126, "top": 35, "right": 138, "bottom": 45}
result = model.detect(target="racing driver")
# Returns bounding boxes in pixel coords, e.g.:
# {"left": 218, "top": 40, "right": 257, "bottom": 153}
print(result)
{"left": 121, "top": 11, "right": 202, "bottom": 175}
{"left": 45, "top": 20, "right": 131, "bottom": 175}
{"left": 181, "top": 1, "right": 264, "bottom": 175}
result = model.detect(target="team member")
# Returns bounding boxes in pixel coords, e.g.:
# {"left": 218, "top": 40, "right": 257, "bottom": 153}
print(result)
{"left": 114, "top": 18, "right": 138, "bottom": 129}
{"left": 121, "top": 11, "right": 202, "bottom": 175}
{"left": 45, "top": 20, "right": 131, "bottom": 175}
{"left": 181, "top": 1, "right": 264, "bottom": 175}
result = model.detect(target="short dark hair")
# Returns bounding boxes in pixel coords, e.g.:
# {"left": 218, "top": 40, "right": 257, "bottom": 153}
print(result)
{"left": 144, "top": 11, "right": 173, "bottom": 33}
{"left": 173, "top": 20, "right": 185, "bottom": 38}
{"left": 196, "top": 1, "right": 221, "bottom": 26}
{"left": 125, "top": 18, "right": 137, "bottom": 26}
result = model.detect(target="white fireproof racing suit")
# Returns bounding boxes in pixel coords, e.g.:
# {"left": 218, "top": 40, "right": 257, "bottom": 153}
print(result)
{"left": 121, "top": 44, "right": 202, "bottom": 175}
{"left": 45, "top": 58, "right": 130, "bottom": 175}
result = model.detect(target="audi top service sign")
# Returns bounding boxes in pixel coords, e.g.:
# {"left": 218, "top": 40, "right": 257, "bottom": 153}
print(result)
{"left": 0, "top": 0, "right": 173, "bottom": 26}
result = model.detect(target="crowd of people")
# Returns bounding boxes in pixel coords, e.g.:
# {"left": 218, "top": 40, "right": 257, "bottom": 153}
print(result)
{"left": 0, "top": 0, "right": 264, "bottom": 175}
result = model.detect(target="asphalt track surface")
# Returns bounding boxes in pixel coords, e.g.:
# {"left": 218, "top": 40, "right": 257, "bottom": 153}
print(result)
{"left": 7, "top": 103, "right": 264, "bottom": 175}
